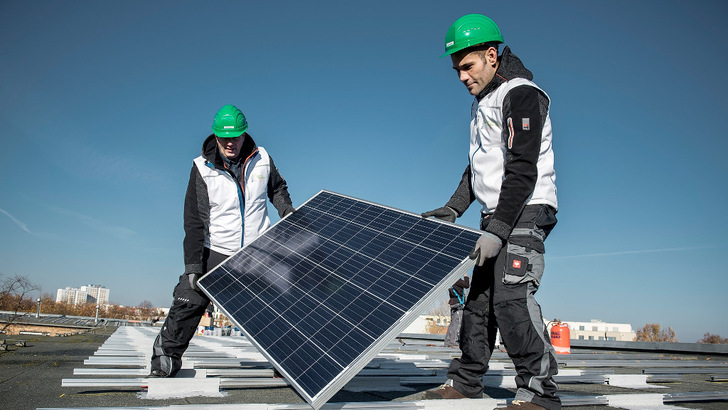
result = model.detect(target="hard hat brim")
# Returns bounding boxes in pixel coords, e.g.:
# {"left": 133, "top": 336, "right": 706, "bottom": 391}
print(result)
{"left": 441, "top": 40, "right": 502, "bottom": 58}
{"left": 212, "top": 123, "right": 248, "bottom": 138}
{"left": 213, "top": 130, "right": 245, "bottom": 138}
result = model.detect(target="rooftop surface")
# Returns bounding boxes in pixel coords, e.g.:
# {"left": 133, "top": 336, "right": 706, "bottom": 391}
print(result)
{"left": 1, "top": 324, "right": 727, "bottom": 410}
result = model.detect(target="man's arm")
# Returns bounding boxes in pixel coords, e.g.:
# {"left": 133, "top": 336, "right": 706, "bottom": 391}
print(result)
{"left": 183, "top": 165, "right": 209, "bottom": 275}
{"left": 485, "top": 85, "right": 545, "bottom": 241}
{"left": 422, "top": 164, "right": 475, "bottom": 222}
{"left": 445, "top": 165, "right": 476, "bottom": 217}
{"left": 267, "top": 156, "right": 295, "bottom": 217}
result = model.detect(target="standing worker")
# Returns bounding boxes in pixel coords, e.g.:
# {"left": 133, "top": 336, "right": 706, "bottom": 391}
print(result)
{"left": 149, "top": 104, "right": 295, "bottom": 378}
{"left": 443, "top": 274, "right": 469, "bottom": 348}
{"left": 421, "top": 14, "right": 560, "bottom": 410}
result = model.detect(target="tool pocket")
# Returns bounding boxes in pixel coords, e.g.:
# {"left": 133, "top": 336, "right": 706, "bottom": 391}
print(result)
{"left": 502, "top": 229, "right": 545, "bottom": 287}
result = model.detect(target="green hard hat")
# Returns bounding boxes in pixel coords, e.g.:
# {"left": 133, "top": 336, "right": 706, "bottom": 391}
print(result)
{"left": 211, "top": 104, "right": 248, "bottom": 138}
{"left": 442, "top": 14, "right": 503, "bottom": 57}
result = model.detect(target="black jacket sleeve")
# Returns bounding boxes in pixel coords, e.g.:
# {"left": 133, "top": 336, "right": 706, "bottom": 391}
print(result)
{"left": 486, "top": 85, "right": 546, "bottom": 241}
{"left": 267, "top": 156, "right": 295, "bottom": 217}
{"left": 444, "top": 164, "right": 476, "bottom": 217}
{"left": 183, "top": 165, "right": 209, "bottom": 275}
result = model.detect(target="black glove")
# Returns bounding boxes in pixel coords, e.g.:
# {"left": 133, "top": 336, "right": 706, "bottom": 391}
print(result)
{"left": 283, "top": 206, "right": 296, "bottom": 218}
{"left": 469, "top": 232, "right": 503, "bottom": 266}
{"left": 187, "top": 273, "right": 201, "bottom": 291}
{"left": 421, "top": 206, "right": 457, "bottom": 223}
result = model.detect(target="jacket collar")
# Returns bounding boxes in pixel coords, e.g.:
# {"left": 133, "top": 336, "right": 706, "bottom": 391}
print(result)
{"left": 201, "top": 132, "right": 258, "bottom": 169}
{"left": 477, "top": 46, "right": 534, "bottom": 100}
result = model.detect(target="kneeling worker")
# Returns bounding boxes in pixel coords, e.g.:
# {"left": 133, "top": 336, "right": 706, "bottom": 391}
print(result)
{"left": 150, "top": 104, "right": 295, "bottom": 377}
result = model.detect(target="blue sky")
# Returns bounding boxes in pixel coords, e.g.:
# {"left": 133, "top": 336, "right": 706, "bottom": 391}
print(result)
{"left": 1, "top": 1, "right": 726, "bottom": 343}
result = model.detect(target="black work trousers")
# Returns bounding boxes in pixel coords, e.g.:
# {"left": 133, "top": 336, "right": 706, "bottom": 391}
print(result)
{"left": 150, "top": 248, "right": 228, "bottom": 377}
{"left": 448, "top": 204, "right": 561, "bottom": 410}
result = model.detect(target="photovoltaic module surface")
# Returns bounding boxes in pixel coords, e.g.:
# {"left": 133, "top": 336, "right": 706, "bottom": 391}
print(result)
{"left": 198, "top": 190, "right": 480, "bottom": 409}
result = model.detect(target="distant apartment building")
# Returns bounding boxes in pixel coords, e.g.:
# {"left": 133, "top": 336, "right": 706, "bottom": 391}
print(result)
{"left": 403, "top": 314, "right": 449, "bottom": 334}
{"left": 56, "top": 287, "right": 88, "bottom": 305}
{"left": 564, "top": 319, "right": 636, "bottom": 342}
{"left": 404, "top": 315, "right": 635, "bottom": 343}
{"left": 81, "top": 284, "right": 110, "bottom": 305}
{"left": 56, "top": 285, "right": 110, "bottom": 305}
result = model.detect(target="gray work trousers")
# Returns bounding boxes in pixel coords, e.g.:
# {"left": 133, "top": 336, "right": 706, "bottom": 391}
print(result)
{"left": 444, "top": 305, "right": 464, "bottom": 347}
{"left": 448, "top": 205, "right": 561, "bottom": 410}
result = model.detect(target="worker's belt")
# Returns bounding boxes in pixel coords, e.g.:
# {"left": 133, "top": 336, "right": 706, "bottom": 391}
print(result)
{"left": 480, "top": 212, "right": 493, "bottom": 230}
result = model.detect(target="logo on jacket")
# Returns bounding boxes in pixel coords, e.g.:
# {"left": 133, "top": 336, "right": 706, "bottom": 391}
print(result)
{"left": 512, "top": 259, "right": 522, "bottom": 269}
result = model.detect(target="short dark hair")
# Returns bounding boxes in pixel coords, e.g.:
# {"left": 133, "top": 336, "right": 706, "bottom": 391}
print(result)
{"left": 471, "top": 42, "right": 500, "bottom": 62}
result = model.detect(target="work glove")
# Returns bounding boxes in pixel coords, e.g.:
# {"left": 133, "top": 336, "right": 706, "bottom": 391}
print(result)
{"left": 283, "top": 206, "right": 296, "bottom": 218}
{"left": 469, "top": 232, "right": 503, "bottom": 266}
{"left": 187, "top": 273, "right": 201, "bottom": 291}
{"left": 421, "top": 206, "right": 457, "bottom": 223}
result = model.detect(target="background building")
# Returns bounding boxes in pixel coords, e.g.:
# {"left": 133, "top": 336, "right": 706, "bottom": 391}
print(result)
{"left": 56, "top": 285, "right": 110, "bottom": 306}
{"left": 56, "top": 287, "right": 88, "bottom": 305}
{"left": 403, "top": 314, "right": 448, "bottom": 334}
{"left": 564, "top": 319, "right": 636, "bottom": 342}
{"left": 403, "top": 314, "right": 636, "bottom": 343}
{"left": 80, "top": 284, "right": 110, "bottom": 305}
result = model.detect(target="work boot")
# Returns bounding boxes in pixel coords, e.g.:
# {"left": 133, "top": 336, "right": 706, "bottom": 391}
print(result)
{"left": 148, "top": 369, "right": 169, "bottom": 378}
{"left": 506, "top": 400, "right": 547, "bottom": 409}
{"left": 423, "top": 379, "right": 468, "bottom": 399}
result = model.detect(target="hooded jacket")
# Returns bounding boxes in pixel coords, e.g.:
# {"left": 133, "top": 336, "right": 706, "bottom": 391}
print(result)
{"left": 448, "top": 275, "right": 470, "bottom": 306}
{"left": 183, "top": 133, "right": 294, "bottom": 275}
{"left": 445, "top": 46, "right": 558, "bottom": 241}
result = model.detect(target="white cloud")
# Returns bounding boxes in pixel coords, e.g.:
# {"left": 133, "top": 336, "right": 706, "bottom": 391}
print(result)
{"left": 46, "top": 205, "right": 136, "bottom": 240}
{"left": 0, "top": 208, "right": 34, "bottom": 235}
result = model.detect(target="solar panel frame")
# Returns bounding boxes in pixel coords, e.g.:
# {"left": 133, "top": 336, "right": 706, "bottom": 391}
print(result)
{"left": 198, "top": 190, "right": 480, "bottom": 409}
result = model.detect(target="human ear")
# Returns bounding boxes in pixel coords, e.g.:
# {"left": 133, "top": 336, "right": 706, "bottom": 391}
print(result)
{"left": 487, "top": 47, "right": 498, "bottom": 67}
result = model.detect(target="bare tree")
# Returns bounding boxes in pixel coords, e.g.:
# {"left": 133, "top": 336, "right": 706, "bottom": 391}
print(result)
{"left": 0, "top": 273, "right": 40, "bottom": 333}
{"left": 634, "top": 323, "right": 678, "bottom": 342}
{"left": 427, "top": 298, "right": 450, "bottom": 317}
{"left": 139, "top": 300, "right": 153, "bottom": 309}
{"left": 423, "top": 299, "right": 450, "bottom": 335}
{"left": 698, "top": 333, "right": 728, "bottom": 344}
{"left": 138, "top": 300, "right": 154, "bottom": 320}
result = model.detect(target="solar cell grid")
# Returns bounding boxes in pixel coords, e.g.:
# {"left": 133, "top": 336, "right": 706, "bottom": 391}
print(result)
{"left": 198, "top": 190, "right": 480, "bottom": 409}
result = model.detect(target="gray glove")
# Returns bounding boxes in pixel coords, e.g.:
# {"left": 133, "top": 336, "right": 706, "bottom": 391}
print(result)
{"left": 187, "top": 273, "right": 200, "bottom": 291}
{"left": 469, "top": 232, "right": 503, "bottom": 266}
{"left": 421, "top": 206, "right": 457, "bottom": 223}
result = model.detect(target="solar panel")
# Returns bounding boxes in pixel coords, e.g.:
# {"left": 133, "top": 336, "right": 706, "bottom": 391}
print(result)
{"left": 198, "top": 190, "right": 480, "bottom": 409}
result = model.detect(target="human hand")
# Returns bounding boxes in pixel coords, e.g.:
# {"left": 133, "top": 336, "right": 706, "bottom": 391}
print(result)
{"left": 469, "top": 232, "right": 503, "bottom": 266}
{"left": 421, "top": 206, "right": 457, "bottom": 223}
{"left": 187, "top": 273, "right": 201, "bottom": 291}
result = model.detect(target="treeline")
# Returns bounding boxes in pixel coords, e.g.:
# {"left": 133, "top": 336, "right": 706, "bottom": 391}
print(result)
{"left": 1, "top": 294, "right": 163, "bottom": 321}
{"left": 1, "top": 274, "right": 163, "bottom": 321}
{"left": 634, "top": 323, "right": 728, "bottom": 344}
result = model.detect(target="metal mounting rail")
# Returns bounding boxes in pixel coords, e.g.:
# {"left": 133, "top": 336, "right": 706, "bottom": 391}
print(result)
{"left": 62, "top": 378, "right": 148, "bottom": 387}
{"left": 663, "top": 391, "right": 728, "bottom": 403}
{"left": 40, "top": 398, "right": 504, "bottom": 410}
{"left": 62, "top": 377, "right": 290, "bottom": 388}
{"left": 643, "top": 367, "right": 728, "bottom": 374}
{"left": 558, "top": 359, "right": 728, "bottom": 368}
